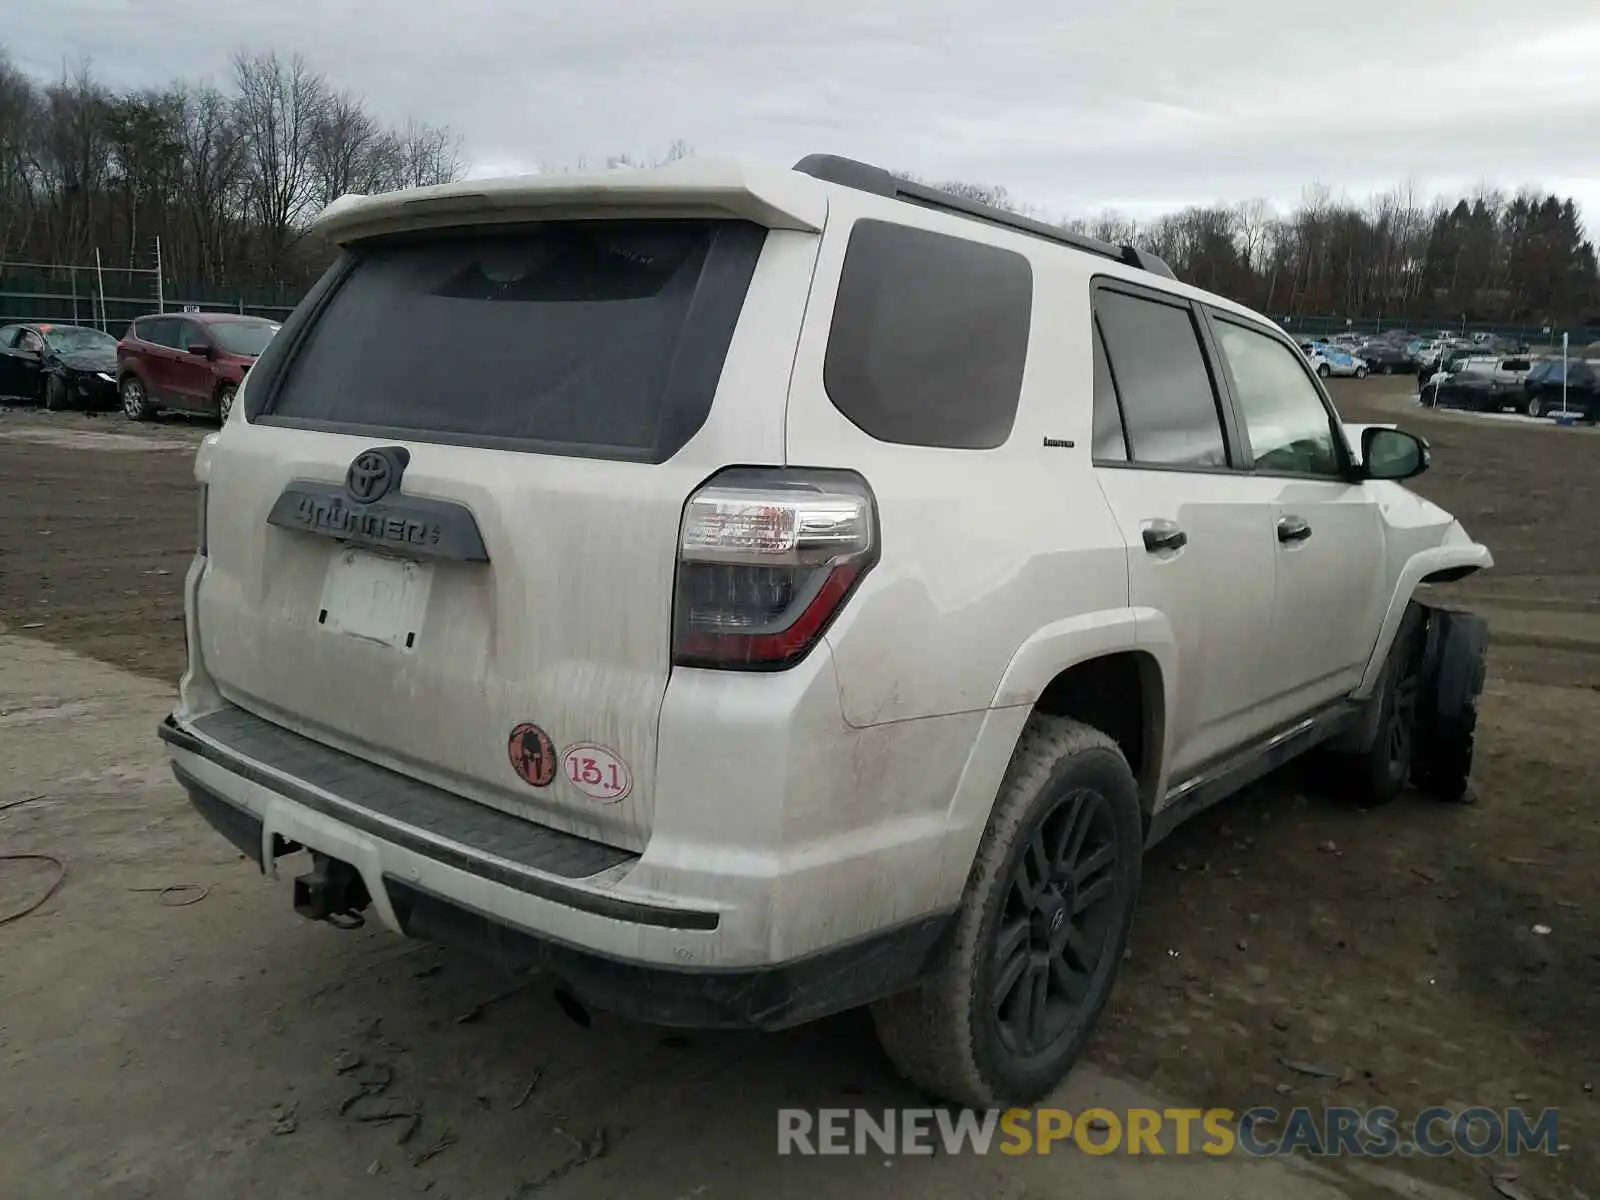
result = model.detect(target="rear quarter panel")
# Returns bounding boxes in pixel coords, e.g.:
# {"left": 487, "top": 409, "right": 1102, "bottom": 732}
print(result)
{"left": 783, "top": 193, "right": 1130, "bottom": 728}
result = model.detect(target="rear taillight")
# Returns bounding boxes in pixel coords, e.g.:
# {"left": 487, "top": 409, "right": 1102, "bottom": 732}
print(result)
{"left": 672, "top": 469, "right": 878, "bottom": 670}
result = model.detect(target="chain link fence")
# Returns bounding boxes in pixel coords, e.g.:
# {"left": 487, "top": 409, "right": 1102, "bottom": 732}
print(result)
{"left": 0, "top": 259, "right": 298, "bottom": 333}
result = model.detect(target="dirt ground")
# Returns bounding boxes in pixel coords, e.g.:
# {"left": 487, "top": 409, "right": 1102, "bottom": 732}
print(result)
{"left": 0, "top": 384, "right": 1596, "bottom": 1200}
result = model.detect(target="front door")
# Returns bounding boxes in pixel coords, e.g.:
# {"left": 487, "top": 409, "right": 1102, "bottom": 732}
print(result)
{"left": 1204, "top": 312, "right": 1387, "bottom": 716}
{"left": 0, "top": 326, "right": 45, "bottom": 401}
{"left": 1090, "top": 284, "right": 1282, "bottom": 781}
{"left": 167, "top": 319, "right": 216, "bottom": 411}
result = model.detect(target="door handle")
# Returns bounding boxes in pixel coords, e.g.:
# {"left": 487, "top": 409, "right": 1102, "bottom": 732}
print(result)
{"left": 1277, "top": 515, "right": 1313, "bottom": 544}
{"left": 1142, "top": 521, "right": 1188, "bottom": 553}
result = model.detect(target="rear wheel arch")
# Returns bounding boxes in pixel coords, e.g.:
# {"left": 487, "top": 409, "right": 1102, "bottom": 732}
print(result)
{"left": 1030, "top": 651, "right": 1165, "bottom": 814}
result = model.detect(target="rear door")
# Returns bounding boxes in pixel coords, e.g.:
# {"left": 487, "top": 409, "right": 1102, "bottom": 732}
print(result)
{"left": 1090, "top": 281, "right": 1282, "bottom": 779}
{"left": 196, "top": 217, "right": 814, "bottom": 850}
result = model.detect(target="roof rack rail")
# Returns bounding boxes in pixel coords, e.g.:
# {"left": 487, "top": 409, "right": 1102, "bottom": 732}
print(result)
{"left": 791, "top": 153, "right": 1177, "bottom": 281}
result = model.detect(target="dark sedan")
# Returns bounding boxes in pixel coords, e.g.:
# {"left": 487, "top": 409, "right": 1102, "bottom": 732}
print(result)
{"left": 1356, "top": 341, "right": 1414, "bottom": 374}
{"left": 0, "top": 322, "right": 121, "bottom": 409}
{"left": 1424, "top": 367, "right": 1519, "bottom": 413}
{"left": 1521, "top": 359, "right": 1599, "bottom": 421}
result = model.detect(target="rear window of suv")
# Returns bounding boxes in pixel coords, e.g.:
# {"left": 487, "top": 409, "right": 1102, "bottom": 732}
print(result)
{"left": 255, "top": 220, "right": 767, "bottom": 461}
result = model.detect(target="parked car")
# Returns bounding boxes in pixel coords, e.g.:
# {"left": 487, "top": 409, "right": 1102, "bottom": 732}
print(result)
{"left": 1422, "top": 357, "right": 1532, "bottom": 411}
{"left": 160, "top": 152, "right": 1492, "bottom": 1109}
{"left": 1417, "top": 345, "right": 1481, "bottom": 387}
{"left": 1520, "top": 359, "right": 1599, "bottom": 421}
{"left": 116, "top": 312, "right": 281, "bottom": 423}
{"left": 0, "top": 322, "right": 120, "bottom": 409}
{"left": 1355, "top": 341, "right": 1413, "bottom": 374}
{"left": 1424, "top": 367, "right": 1507, "bottom": 412}
{"left": 1301, "top": 341, "right": 1369, "bottom": 378}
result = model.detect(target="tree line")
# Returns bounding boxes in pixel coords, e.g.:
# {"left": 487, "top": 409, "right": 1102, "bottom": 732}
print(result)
{"left": 921, "top": 177, "right": 1599, "bottom": 328}
{"left": 0, "top": 47, "right": 465, "bottom": 289}
{"left": 3, "top": 44, "right": 1595, "bottom": 325}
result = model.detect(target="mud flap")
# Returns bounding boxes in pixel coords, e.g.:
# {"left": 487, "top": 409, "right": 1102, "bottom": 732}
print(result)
{"left": 1411, "top": 608, "right": 1489, "bottom": 803}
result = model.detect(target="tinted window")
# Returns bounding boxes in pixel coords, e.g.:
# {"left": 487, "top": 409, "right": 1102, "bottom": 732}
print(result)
{"left": 263, "top": 220, "right": 766, "bottom": 461}
{"left": 1094, "top": 289, "right": 1228, "bottom": 468}
{"left": 143, "top": 318, "right": 182, "bottom": 348}
{"left": 210, "top": 319, "right": 279, "bottom": 357}
{"left": 1091, "top": 320, "right": 1127, "bottom": 462}
{"left": 823, "top": 219, "right": 1032, "bottom": 449}
{"left": 1213, "top": 318, "right": 1342, "bottom": 476}
{"left": 176, "top": 321, "right": 207, "bottom": 351}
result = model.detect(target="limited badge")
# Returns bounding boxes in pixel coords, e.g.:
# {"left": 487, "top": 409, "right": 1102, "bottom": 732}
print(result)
{"left": 560, "top": 742, "right": 633, "bottom": 803}
{"left": 507, "top": 723, "right": 557, "bottom": 788}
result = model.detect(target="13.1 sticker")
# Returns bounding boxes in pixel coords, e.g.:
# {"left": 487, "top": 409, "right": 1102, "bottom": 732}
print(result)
{"left": 560, "top": 743, "right": 632, "bottom": 803}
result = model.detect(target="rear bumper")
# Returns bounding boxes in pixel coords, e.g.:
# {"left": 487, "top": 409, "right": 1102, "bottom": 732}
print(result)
{"left": 161, "top": 708, "right": 954, "bottom": 1029}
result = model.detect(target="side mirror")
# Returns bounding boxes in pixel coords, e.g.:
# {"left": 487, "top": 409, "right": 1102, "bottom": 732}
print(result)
{"left": 187, "top": 342, "right": 214, "bottom": 359}
{"left": 1362, "top": 427, "right": 1429, "bottom": 481}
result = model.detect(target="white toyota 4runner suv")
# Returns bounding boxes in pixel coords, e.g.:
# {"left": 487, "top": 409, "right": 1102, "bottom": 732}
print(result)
{"left": 161, "top": 154, "right": 1492, "bottom": 1107}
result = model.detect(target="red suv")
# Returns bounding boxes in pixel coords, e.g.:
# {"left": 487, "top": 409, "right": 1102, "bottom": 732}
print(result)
{"left": 116, "top": 312, "right": 280, "bottom": 423}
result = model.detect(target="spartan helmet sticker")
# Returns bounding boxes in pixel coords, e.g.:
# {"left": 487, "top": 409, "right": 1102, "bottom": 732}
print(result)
{"left": 507, "top": 723, "right": 557, "bottom": 788}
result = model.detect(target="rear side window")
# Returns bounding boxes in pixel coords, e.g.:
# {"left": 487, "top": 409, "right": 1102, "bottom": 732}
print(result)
{"left": 1091, "top": 321, "right": 1128, "bottom": 462}
{"left": 823, "top": 219, "right": 1032, "bottom": 449}
{"left": 1094, "top": 288, "right": 1228, "bottom": 468}
{"left": 260, "top": 220, "right": 767, "bottom": 461}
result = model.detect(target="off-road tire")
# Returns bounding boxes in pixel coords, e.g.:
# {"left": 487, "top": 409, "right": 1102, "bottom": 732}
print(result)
{"left": 1335, "top": 602, "right": 1427, "bottom": 806}
{"left": 1412, "top": 609, "right": 1488, "bottom": 804}
{"left": 870, "top": 714, "right": 1143, "bottom": 1108}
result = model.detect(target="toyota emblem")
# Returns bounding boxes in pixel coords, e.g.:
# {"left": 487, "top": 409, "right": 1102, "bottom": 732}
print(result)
{"left": 345, "top": 448, "right": 408, "bottom": 503}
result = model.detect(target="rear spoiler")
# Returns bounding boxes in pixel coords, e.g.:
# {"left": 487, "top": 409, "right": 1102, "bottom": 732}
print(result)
{"left": 312, "top": 157, "right": 828, "bottom": 246}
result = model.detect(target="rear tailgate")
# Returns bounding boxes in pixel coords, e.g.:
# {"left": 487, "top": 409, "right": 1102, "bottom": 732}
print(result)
{"left": 195, "top": 202, "right": 823, "bottom": 852}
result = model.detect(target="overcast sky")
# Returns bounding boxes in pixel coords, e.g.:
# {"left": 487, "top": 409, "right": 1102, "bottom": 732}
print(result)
{"left": 13, "top": 0, "right": 1600, "bottom": 228}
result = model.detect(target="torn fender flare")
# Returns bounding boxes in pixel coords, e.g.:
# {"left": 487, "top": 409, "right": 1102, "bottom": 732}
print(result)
{"left": 1352, "top": 525, "right": 1493, "bottom": 701}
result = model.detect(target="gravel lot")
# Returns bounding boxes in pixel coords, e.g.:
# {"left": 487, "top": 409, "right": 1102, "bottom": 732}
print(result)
{"left": 0, "top": 382, "right": 1595, "bottom": 1199}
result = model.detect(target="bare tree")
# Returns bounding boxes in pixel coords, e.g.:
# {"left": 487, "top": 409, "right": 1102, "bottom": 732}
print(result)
{"left": 1, "top": 49, "right": 1596, "bottom": 323}
{"left": 231, "top": 50, "right": 328, "bottom": 275}
{"left": 310, "top": 90, "right": 390, "bottom": 205}
{"left": 177, "top": 84, "right": 245, "bottom": 285}
{"left": 0, "top": 48, "right": 39, "bottom": 259}
{"left": 390, "top": 117, "right": 465, "bottom": 190}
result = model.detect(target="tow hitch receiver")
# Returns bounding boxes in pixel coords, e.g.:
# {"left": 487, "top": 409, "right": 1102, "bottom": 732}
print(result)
{"left": 293, "top": 852, "right": 372, "bottom": 923}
